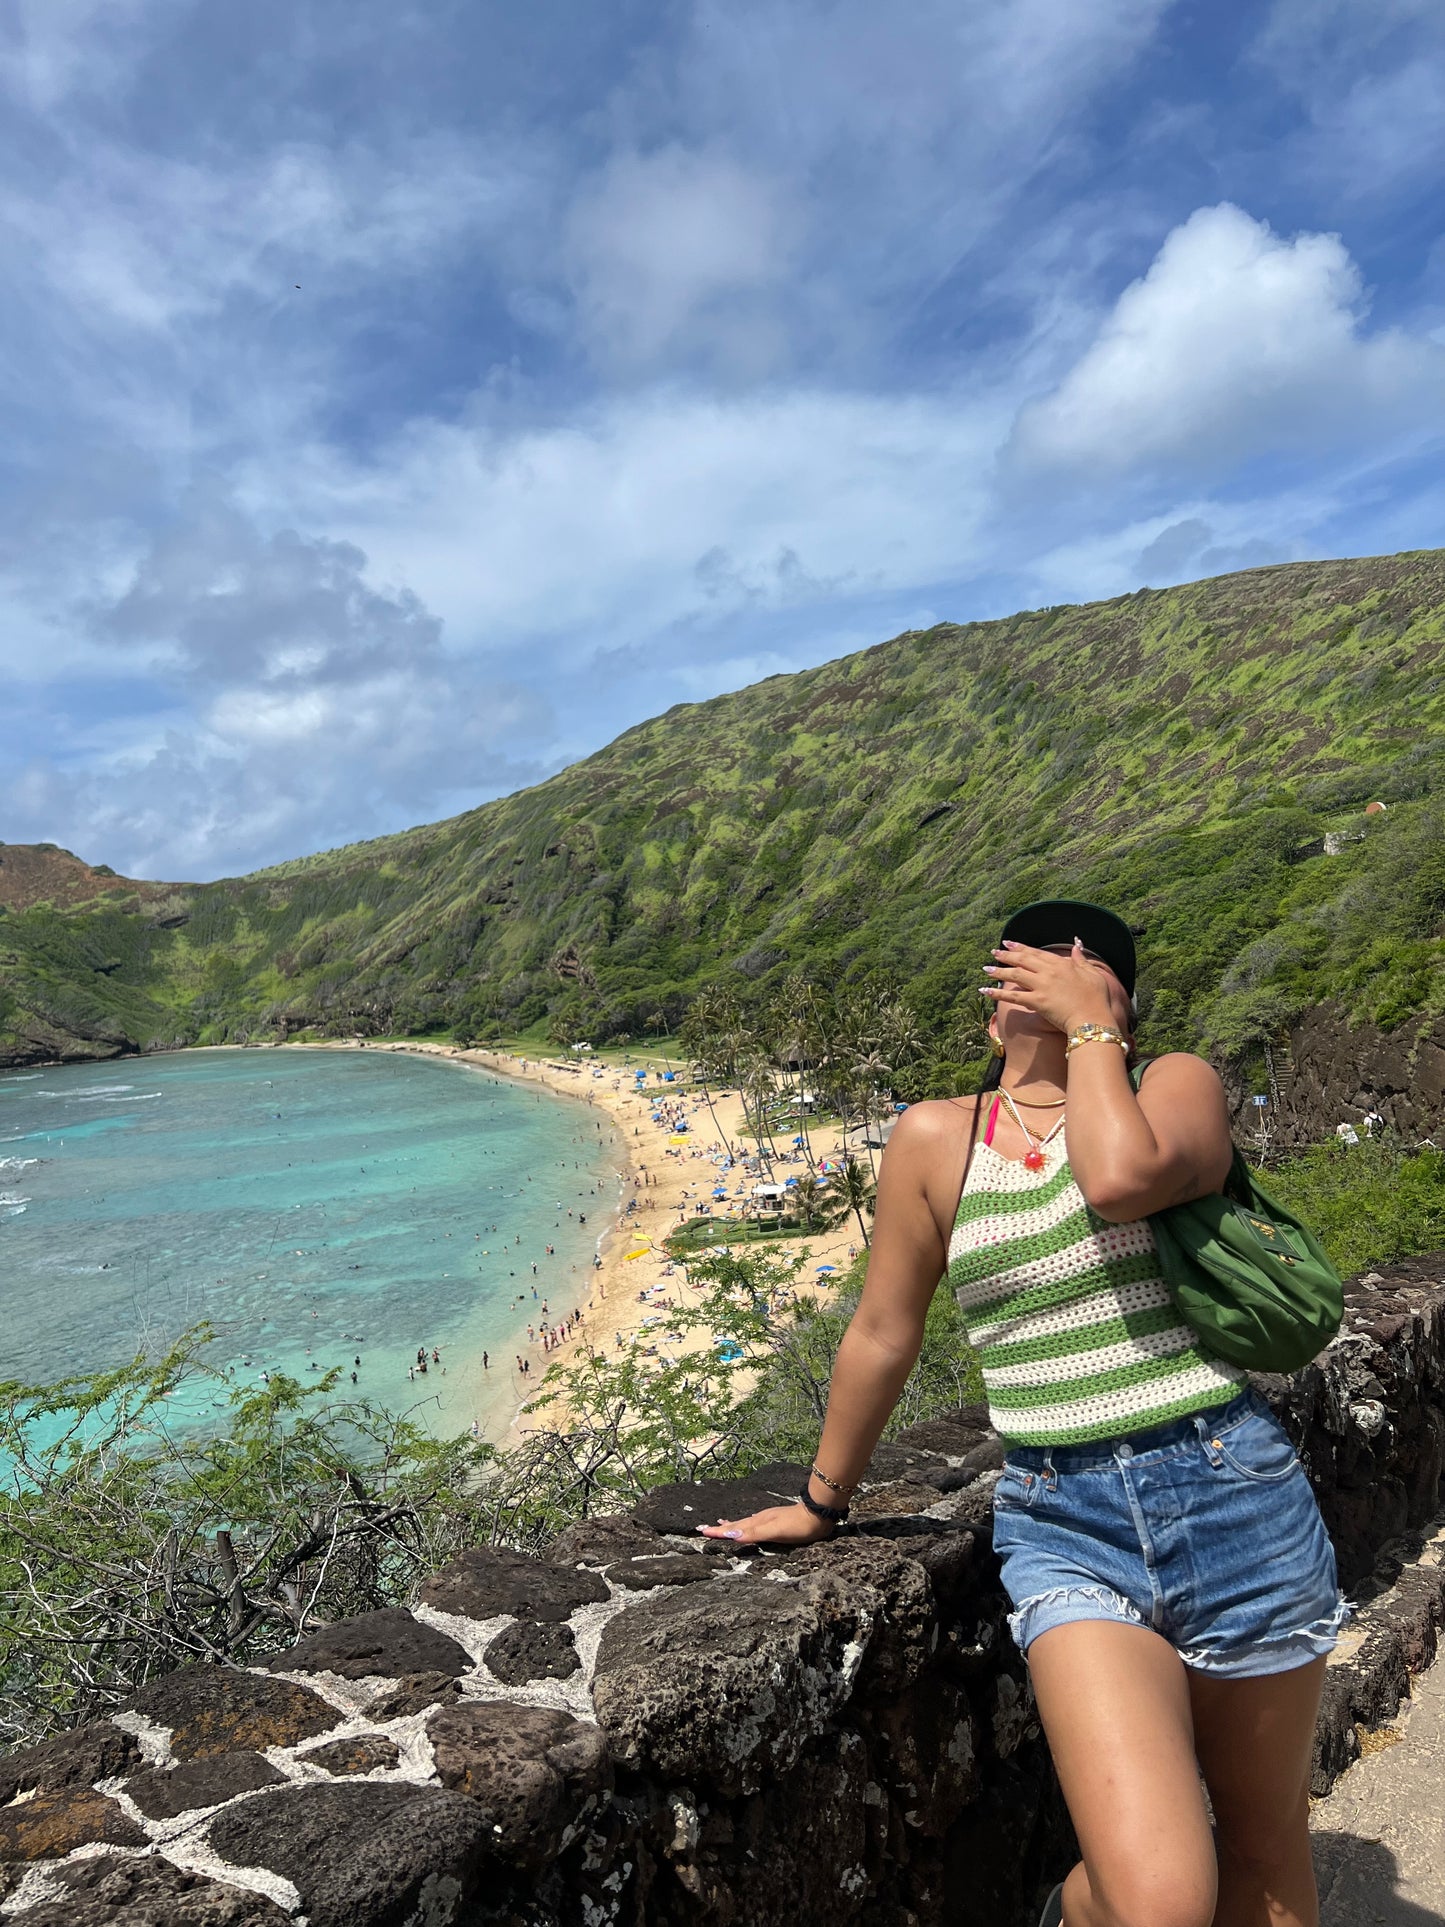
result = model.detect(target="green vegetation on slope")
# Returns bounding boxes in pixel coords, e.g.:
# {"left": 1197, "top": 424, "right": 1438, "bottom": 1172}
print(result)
{"left": 5, "top": 549, "right": 1445, "bottom": 1079}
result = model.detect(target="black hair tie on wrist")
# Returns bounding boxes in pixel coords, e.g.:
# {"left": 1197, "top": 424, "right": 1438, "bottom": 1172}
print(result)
{"left": 798, "top": 1482, "right": 849, "bottom": 1526}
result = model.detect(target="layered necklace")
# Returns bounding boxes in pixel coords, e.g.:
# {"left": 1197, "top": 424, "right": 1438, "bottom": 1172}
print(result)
{"left": 997, "top": 1085, "right": 1067, "bottom": 1171}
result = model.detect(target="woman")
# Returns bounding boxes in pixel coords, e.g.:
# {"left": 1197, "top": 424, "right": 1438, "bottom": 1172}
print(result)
{"left": 700, "top": 900, "right": 1345, "bottom": 1927}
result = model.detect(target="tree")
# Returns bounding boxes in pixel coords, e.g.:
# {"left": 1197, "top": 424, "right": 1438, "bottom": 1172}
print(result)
{"left": 825, "top": 1155, "right": 878, "bottom": 1248}
{"left": 789, "top": 1173, "right": 843, "bottom": 1233}
{"left": 0, "top": 1335, "right": 488, "bottom": 1744}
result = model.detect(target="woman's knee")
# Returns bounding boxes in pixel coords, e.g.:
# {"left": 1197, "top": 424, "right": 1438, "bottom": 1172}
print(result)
{"left": 1072, "top": 1862, "right": 1215, "bottom": 1927}
{"left": 1214, "top": 1796, "right": 1310, "bottom": 1884}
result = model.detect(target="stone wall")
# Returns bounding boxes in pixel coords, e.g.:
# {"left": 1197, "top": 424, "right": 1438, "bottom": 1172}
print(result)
{"left": 3, "top": 1268, "right": 1444, "bottom": 1927}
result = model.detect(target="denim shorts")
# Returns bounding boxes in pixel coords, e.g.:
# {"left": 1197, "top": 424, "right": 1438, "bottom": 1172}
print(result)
{"left": 991, "top": 1391, "right": 1348, "bottom": 1678}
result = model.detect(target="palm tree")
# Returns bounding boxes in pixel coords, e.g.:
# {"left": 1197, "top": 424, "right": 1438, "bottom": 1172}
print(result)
{"left": 852, "top": 1047, "right": 893, "bottom": 1179}
{"left": 776, "top": 974, "right": 822, "bottom": 1165}
{"left": 825, "top": 1155, "right": 877, "bottom": 1248}
{"left": 789, "top": 1173, "right": 843, "bottom": 1233}
{"left": 741, "top": 1052, "right": 784, "bottom": 1168}
{"left": 678, "top": 990, "right": 737, "bottom": 1159}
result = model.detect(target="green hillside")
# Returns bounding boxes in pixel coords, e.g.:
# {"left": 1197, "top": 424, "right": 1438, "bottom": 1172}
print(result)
{"left": 5, "top": 548, "right": 1445, "bottom": 1083}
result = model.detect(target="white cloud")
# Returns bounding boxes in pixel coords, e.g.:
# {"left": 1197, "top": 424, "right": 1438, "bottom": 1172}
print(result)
{"left": 1005, "top": 204, "right": 1445, "bottom": 481}
{"left": 274, "top": 382, "right": 1008, "bottom": 655}
{"left": 1250, "top": 0, "right": 1445, "bottom": 199}
{"left": 4, "top": 504, "right": 549, "bottom": 878}
{"left": 563, "top": 147, "right": 797, "bottom": 372}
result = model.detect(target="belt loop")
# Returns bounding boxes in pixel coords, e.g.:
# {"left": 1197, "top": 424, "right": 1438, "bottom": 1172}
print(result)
{"left": 1042, "top": 1447, "right": 1058, "bottom": 1492}
{"left": 1194, "top": 1414, "right": 1224, "bottom": 1467}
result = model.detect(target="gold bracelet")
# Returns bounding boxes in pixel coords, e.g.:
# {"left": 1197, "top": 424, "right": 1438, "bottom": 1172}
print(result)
{"left": 810, "top": 1463, "right": 855, "bottom": 1497}
{"left": 1065, "top": 1024, "right": 1130, "bottom": 1056}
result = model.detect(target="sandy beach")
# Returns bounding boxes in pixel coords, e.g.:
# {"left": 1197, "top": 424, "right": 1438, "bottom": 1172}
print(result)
{"left": 331, "top": 1040, "right": 865, "bottom": 1441}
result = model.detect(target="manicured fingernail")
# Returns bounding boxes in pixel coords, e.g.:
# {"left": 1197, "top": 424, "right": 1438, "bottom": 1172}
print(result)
{"left": 723, "top": 1529, "right": 744, "bottom": 1541}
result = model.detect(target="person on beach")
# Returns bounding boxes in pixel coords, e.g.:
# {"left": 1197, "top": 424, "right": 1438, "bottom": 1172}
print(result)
{"left": 700, "top": 900, "right": 1344, "bottom": 1927}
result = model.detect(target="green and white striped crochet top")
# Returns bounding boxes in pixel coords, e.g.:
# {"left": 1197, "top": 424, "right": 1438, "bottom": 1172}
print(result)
{"left": 947, "top": 1124, "right": 1243, "bottom": 1445}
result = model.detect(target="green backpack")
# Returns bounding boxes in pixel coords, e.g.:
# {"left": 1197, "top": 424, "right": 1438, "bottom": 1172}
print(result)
{"left": 1131, "top": 1063, "right": 1344, "bottom": 1373}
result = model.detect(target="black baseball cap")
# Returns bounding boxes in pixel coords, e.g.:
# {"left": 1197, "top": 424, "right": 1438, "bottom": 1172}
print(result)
{"left": 998, "top": 899, "right": 1137, "bottom": 999}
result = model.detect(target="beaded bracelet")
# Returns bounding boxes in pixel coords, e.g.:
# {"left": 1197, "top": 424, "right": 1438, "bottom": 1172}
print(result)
{"left": 1065, "top": 1024, "right": 1130, "bottom": 1057}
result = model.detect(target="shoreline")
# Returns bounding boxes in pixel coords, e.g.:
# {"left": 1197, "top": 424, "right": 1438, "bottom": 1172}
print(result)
{"left": 288, "top": 1040, "right": 863, "bottom": 1445}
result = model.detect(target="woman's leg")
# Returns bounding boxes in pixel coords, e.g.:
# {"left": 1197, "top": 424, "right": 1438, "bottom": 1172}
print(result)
{"left": 1187, "top": 1657, "right": 1326, "bottom": 1927}
{"left": 1026, "top": 1620, "right": 1217, "bottom": 1927}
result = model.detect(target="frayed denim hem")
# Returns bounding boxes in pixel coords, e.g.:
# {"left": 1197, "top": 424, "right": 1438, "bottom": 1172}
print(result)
{"left": 1177, "top": 1594, "right": 1353, "bottom": 1679}
{"left": 1007, "top": 1583, "right": 1149, "bottom": 1653}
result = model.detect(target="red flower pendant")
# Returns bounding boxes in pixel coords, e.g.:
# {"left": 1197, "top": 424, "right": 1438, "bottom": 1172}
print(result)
{"left": 1022, "top": 1147, "right": 1046, "bottom": 1170}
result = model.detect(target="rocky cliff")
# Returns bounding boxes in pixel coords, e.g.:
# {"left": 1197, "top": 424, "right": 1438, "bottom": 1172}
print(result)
{"left": 2, "top": 1266, "right": 1443, "bottom": 1927}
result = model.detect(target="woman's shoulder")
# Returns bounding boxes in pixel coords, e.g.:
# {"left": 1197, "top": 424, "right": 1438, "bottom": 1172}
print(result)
{"left": 1135, "top": 1051, "right": 1227, "bottom": 1100}
{"left": 884, "top": 1093, "right": 990, "bottom": 1154}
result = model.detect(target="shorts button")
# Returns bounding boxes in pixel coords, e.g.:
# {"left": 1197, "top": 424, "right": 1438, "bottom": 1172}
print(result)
{"left": 1116, "top": 1442, "right": 1134, "bottom": 1459}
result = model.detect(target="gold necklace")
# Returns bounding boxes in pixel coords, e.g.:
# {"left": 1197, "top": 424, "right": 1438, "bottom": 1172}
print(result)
{"left": 998, "top": 1088, "right": 1067, "bottom": 1108}
{"left": 997, "top": 1088, "right": 1067, "bottom": 1169}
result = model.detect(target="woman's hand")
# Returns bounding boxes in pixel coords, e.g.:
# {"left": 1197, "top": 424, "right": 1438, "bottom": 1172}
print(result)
{"left": 696, "top": 1502, "right": 837, "bottom": 1547}
{"left": 982, "top": 937, "right": 1119, "bottom": 1034}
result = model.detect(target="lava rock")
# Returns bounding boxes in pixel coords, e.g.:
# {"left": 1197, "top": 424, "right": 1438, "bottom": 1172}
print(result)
{"left": 0, "top": 1721, "right": 139, "bottom": 1806}
{"left": 891, "top": 1416, "right": 990, "bottom": 1459}
{"left": 2, "top": 1854, "right": 291, "bottom": 1925}
{"left": 546, "top": 1513, "right": 671, "bottom": 1565}
{"left": 605, "top": 1553, "right": 720, "bottom": 1591}
{"left": 129, "top": 1666, "right": 338, "bottom": 1760}
{"left": 627, "top": 1462, "right": 809, "bottom": 1536}
{"left": 956, "top": 1437, "right": 1008, "bottom": 1479}
{"left": 483, "top": 1619, "right": 580, "bottom": 1684}
{"left": 124, "top": 1749, "right": 284, "bottom": 1820}
{"left": 859, "top": 1443, "right": 954, "bottom": 1487}
{"left": 418, "top": 1545, "right": 609, "bottom": 1622}
{"left": 592, "top": 1557, "right": 891, "bottom": 1793}
{"left": 267, "top": 1606, "right": 471, "bottom": 1680}
{"left": 207, "top": 1781, "right": 491, "bottom": 1927}
{"left": 426, "top": 1703, "right": 610, "bottom": 1864}
{"left": 297, "top": 1733, "right": 401, "bottom": 1775}
{"left": 366, "top": 1671, "right": 462, "bottom": 1721}
{"left": 0, "top": 1784, "right": 146, "bottom": 1860}
{"left": 851, "top": 1478, "right": 944, "bottom": 1520}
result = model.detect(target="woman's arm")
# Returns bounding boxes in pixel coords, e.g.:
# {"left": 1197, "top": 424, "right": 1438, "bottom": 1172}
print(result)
{"left": 982, "top": 940, "right": 1233, "bottom": 1222}
{"left": 698, "top": 1104, "right": 956, "bottom": 1545}
{"left": 1062, "top": 1045, "right": 1233, "bottom": 1223}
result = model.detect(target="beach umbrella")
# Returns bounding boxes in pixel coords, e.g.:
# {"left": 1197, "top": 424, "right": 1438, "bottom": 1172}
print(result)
{"left": 712, "top": 1187, "right": 728, "bottom": 1198}
{"left": 816, "top": 1263, "right": 838, "bottom": 1275}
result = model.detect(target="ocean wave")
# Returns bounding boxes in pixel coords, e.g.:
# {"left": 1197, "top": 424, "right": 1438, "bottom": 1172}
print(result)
{"left": 0, "top": 1157, "right": 39, "bottom": 1173}
{"left": 57, "top": 1085, "right": 137, "bottom": 1100}
{"left": 1, "top": 1196, "right": 31, "bottom": 1215}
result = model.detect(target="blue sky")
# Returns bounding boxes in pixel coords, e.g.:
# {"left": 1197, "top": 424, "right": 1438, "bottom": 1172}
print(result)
{"left": 3, "top": 0, "right": 1443, "bottom": 880}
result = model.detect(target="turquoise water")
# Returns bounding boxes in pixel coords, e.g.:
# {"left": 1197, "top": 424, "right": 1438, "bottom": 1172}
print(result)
{"left": 0, "top": 1048, "right": 621, "bottom": 1438}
